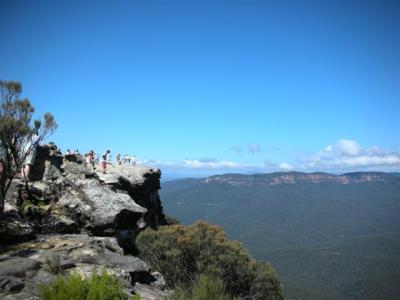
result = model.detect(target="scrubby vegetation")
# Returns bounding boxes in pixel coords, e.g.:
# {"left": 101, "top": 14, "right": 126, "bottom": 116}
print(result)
{"left": 39, "top": 269, "right": 133, "bottom": 300}
{"left": 136, "top": 221, "right": 283, "bottom": 300}
{"left": 168, "top": 274, "right": 232, "bottom": 300}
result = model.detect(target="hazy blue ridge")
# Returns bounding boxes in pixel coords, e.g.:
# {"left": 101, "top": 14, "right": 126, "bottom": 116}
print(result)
{"left": 160, "top": 172, "right": 400, "bottom": 300}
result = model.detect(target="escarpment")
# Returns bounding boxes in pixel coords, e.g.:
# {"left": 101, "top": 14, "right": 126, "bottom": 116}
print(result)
{"left": 0, "top": 143, "right": 168, "bottom": 299}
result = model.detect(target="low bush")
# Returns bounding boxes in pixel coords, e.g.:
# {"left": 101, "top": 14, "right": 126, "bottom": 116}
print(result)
{"left": 192, "top": 274, "right": 232, "bottom": 300}
{"left": 39, "top": 269, "right": 133, "bottom": 300}
{"left": 136, "top": 221, "right": 283, "bottom": 299}
{"left": 168, "top": 274, "right": 231, "bottom": 300}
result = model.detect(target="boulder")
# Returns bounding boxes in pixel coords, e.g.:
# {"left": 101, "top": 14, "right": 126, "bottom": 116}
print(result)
{"left": 58, "top": 178, "right": 147, "bottom": 236}
{"left": 96, "top": 165, "right": 166, "bottom": 229}
{"left": 0, "top": 214, "right": 35, "bottom": 247}
{"left": 0, "top": 234, "right": 166, "bottom": 299}
{"left": 62, "top": 154, "right": 95, "bottom": 179}
{"left": 29, "top": 144, "right": 63, "bottom": 181}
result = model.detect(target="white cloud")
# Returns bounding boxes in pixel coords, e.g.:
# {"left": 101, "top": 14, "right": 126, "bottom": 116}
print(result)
{"left": 301, "top": 139, "right": 400, "bottom": 171}
{"left": 198, "top": 157, "right": 218, "bottom": 163}
{"left": 139, "top": 139, "right": 400, "bottom": 177}
{"left": 183, "top": 159, "right": 245, "bottom": 169}
{"left": 325, "top": 139, "right": 362, "bottom": 156}
{"left": 278, "top": 162, "right": 293, "bottom": 170}
{"left": 144, "top": 158, "right": 267, "bottom": 174}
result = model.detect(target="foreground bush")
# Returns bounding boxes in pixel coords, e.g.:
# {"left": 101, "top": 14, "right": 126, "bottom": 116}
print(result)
{"left": 168, "top": 274, "right": 232, "bottom": 300}
{"left": 39, "top": 269, "right": 132, "bottom": 300}
{"left": 192, "top": 274, "right": 232, "bottom": 300}
{"left": 136, "top": 221, "right": 283, "bottom": 299}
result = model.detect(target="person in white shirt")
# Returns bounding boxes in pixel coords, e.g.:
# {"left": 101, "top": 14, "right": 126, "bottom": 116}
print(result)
{"left": 102, "top": 150, "right": 110, "bottom": 174}
{"left": 21, "top": 134, "right": 39, "bottom": 179}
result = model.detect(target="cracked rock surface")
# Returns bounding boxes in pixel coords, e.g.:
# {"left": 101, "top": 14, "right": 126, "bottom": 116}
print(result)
{"left": 0, "top": 234, "right": 168, "bottom": 299}
{"left": 0, "top": 144, "right": 168, "bottom": 299}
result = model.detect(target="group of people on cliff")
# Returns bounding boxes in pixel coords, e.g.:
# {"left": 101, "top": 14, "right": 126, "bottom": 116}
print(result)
{"left": 66, "top": 150, "right": 135, "bottom": 165}
{"left": 0, "top": 141, "right": 140, "bottom": 180}
{"left": 65, "top": 150, "right": 137, "bottom": 175}
{"left": 115, "top": 153, "right": 136, "bottom": 166}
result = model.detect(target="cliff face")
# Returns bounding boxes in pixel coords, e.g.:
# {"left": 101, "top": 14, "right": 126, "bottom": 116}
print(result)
{"left": 0, "top": 144, "right": 168, "bottom": 299}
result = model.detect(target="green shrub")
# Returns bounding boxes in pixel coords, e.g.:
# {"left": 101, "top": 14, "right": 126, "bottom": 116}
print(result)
{"left": 39, "top": 269, "right": 131, "bottom": 300}
{"left": 250, "top": 262, "right": 284, "bottom": 300}
{"left": 136, "top": 221, "right": 283, "bottom": 299}
{"left": 192, "top": 274, "right": 231, "bottom": 300}
{"left": 167, "top": 275, "right": 231, "bottom": 300}
{"left": 167, "top": 287, "right": 190, "bottom": 300}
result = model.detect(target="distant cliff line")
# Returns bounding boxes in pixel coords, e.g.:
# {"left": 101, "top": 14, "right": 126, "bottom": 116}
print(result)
{"left": 201, "top": 171, "right": 400, "bottom": 186}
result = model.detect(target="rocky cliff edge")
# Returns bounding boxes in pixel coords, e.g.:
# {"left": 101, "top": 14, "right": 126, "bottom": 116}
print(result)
{"left": 0, "top": 143, "right": 168, "bottom": 299}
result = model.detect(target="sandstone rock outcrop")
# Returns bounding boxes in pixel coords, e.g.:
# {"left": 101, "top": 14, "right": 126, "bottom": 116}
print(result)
{"left": 0, "top": 234, "right": 167, "bottom": 299}
{"left": 0, "top": 143, "right": 168, "bottom": 299}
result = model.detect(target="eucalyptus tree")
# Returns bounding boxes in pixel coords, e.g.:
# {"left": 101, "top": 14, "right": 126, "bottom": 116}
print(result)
{"left": 0, "top": 81, "right": 57, "bottom": 213}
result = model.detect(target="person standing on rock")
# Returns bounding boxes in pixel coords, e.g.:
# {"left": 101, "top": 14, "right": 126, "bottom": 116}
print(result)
{"left": 85, "top": 150, "right": 96, "bottom": 169}
{"left": 84, "top": 152, "right": 91, "bottom": 165}
{"left": 90, "top": 150, "right": 96, "bottom": 169}
{"left": 21, "top": 133, "right": 39, "bottom": 180}
{"left": 102, "top": 150, "right": 110, "bottom": 174}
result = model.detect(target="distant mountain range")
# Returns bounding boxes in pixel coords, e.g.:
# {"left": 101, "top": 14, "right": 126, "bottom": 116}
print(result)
{"left": 160, "top": 171, "right": 400, "bottom": 300}
{"left": 201, "top": 171, "right": 400, "bottom": 186}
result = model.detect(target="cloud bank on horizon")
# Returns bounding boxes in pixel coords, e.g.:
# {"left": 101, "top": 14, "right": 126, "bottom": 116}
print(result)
{"left": 145, "top": 139, "right": 400, "bottom": 177}
{"left": 300, "top": 139, "right": 400, "bottom": 171}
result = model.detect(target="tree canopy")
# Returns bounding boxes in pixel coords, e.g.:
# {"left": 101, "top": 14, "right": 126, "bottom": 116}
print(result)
{"left": 0, "top": 80, "right": 57, "bottom": 213}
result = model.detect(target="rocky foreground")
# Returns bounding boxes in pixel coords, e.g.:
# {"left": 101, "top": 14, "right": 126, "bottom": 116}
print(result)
{"left": 0, "top": 144, "right": 168, "bottom": 299}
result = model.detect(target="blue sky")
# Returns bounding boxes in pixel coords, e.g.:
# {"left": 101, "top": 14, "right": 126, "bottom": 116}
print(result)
{"left": 1, "top": 0, "right": 399, "bottom": 178}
